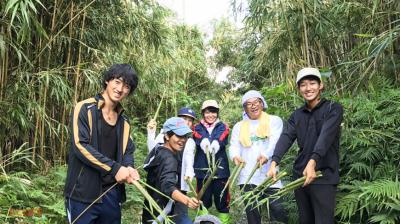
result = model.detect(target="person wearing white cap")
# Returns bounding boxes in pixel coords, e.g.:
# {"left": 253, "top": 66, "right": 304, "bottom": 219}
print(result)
{"left": 192, "top": 100, "right": 231, "bottom": 224}
{"left": 142, "top": 117, "right": 200, "bottom": 224}
{"left": 229, "top": 90, "right": 287, "bottom": 224}
{"left": 268, "top": 67, "right": 343, "bottom": 224}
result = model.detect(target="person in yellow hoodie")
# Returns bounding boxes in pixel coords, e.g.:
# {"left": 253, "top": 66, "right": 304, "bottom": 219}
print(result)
{"left": 230, "top": 90, "right": 287, "bottom": 224}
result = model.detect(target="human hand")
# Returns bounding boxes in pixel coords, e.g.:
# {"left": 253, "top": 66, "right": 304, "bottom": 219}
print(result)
{"left": 128, "top": 167, "right": 140, "bottom": 183}
{"left": 267, "top": 161, "right": 277, "bottom": 181}
{"left": 115, "top": 166, "right": 130, "bottom": 183}
{"left": 257, "top": 155, "right": 268, "bottom": 166}
{"left": 147, "top": 119, "right": 157, "bottom": 131}
{"left": 210, "top": 140, "right": 220, "bottom": 154}
{"left": 233, "top": 156, "right": 244, "bottom": 166}
{"left": 184, "top": 175, "right": 193, "bottom": 182}
{"left": 302, "top": 159, "right": 317, "bottom": 186}
{"left": 200, "top": 138, "right": 211, "bottom": 152}
{"left": 186, "top": 197, "right": 201, "bottom": 209}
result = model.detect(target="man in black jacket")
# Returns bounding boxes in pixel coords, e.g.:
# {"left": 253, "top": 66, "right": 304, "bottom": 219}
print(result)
{"left": 268, "top": 67, "right": 343, "bottom": 224}
{"left": 64, "top": 64, "right": 140, "bottom": 224}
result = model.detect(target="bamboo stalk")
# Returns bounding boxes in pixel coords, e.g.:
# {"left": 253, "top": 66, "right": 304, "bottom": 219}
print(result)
{"left": 242, "top": 162, "right": 262, "bottom": 188}
{"left": 153, "top": 88, "right": 166, "bottom": 121}
{"left": 72, "top": 182, "right": 119, "bottom": 224}
{"left": 241, "top": 171, "right": 288, "bottom": 208}
{"left": 74, "top": 10, "right": 87, "bottom": 103}
{"left": 197, "top": 161, "right": 220, "bottom": 200}
{"left": 301, "top": 1, "right": 310, "bottom": 66}
{"left": 271, "top": 171, "right": 323, "bottom": 199}
{"left": 185, "top": 178, "right": 198, "bottom": 198}
{"left": 61, "top": 1, "right": 74, "bottom": 162}
{"left": 205, "top": 145, "right": 211, "bottom": 170}
{"left": 33, "top": 0, "right": 96, "bottom": 63}
{"left": 232, "top": 171, "right": 287, "bottom": 207}
{"left": 40, "top": 76, "right": 48, "bottom": 163}
{"left": 133, "top": 180, "right": 173, "bottom": 223}
{"left": 138, "top": 180, "right": 172, "bottom": 201}
{"left": 220, "top": 162, "right": 244, "bottom": 198}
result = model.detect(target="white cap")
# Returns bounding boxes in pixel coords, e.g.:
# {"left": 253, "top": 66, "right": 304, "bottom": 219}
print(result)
{"left": 241, "top": 90, "right": 267, "bottom": 109}
{"left": 201, "top": 100, "right": 219, "bottom": 110}
{"left": 296, "top": 67, "right": 321, "bottom": 84}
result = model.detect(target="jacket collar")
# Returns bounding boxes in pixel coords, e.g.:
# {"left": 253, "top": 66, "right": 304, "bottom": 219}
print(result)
{"left": 301, "top": 98, "right": 327, "bottom": 112}
{"left": 95, "top": 93, "right": 124, "bottom": 115}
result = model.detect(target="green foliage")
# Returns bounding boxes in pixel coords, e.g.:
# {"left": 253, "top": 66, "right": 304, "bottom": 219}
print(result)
{"left": 227, "top": 0, "right": 400, "bottom": 92}
{"left": 1, "top": 0, "right": 400, "bottom": 223}
{"left": 0, "top": 0, "right": 216, "bottom": 170}
{"left": 209, "top": 17, "right": 241, "bottom": 69}
{"left": 336, "top": 179, "right": 400, "bottom": 224}
{"left": 0, "top": 145, "right": 66, "bottom": 223}
{"left": 340, "top": 85, "right": 400, "bottom": 183}
{"left": 335, "top": 85, "right": 400, "bottom": 223}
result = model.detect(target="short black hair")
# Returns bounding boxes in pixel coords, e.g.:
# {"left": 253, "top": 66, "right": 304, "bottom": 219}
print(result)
{"left": 163, "top": 131, "right": 175, "bottom": 142}
{"left": 297, "top": 75, "right": 321, "bottom": 87}
{"left": 102, "top": 64, "right": 139, "bottom": 95}
{"left": 201, "top": 107, "right": 219, "bottom": 116}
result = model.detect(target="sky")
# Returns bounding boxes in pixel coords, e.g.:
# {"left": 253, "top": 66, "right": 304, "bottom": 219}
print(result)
{"left": 157, "top": 0, "right": 246, "bottom": 83}
{"left": 157, "top": 0, "right": 243, "bottom": 35}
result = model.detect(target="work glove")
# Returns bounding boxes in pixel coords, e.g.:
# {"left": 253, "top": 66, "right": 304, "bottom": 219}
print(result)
{"left": 210, "top": 140, "right": 220, "bottom": 154}
{"left": 200, "top": 138, "right": 211, "bottom": 154}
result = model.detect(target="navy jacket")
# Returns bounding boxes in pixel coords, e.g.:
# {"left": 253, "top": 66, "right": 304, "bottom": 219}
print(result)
{"left": 143, "top": 146, "right": 181, "bottom": 210}
{"left": 64, "top": 94, "right": 135, "bottom": 203}
{"left": 272, "top": 99, "right": 343, "bottom": 184}
{"left": 193, "top": 121, "right": 230, "bottom": 179}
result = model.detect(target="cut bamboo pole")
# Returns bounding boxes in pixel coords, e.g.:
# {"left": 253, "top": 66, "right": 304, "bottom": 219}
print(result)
{"left": 220, "top": 162, "right": 244, "bottom": 198}
{"left": 153, "top": 88, "right": 167, "bottom": 121}
{"left": 197, "top": 161, "right": 220, "bottom": 200}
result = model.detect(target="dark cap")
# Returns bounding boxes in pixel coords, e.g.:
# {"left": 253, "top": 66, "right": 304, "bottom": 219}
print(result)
{"left": 178, "top": 107, "right": 197, "bottom": 120}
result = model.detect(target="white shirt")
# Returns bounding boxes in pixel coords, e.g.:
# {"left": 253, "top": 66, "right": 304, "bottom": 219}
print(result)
{"left": 229, "top": 115, "right": 283, "bottom": 188}
{"left": 147, "top": 129, "right": 195, "bottom": 192}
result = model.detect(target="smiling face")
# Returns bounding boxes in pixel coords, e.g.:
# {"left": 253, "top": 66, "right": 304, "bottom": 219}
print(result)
{"left": 203, "top": 108, "right": 218, "bottom": 124}
{"left": 298, "top": 78, "right": 323, "bottom": 106}
{"left": 244, "top": 97, "right": 263, "bottom": 120}
{"left": 164, "top": 133, "right": 188, "bottom": 152}
{"left": 104, "top": 77, "right": 131, "bottom": 104}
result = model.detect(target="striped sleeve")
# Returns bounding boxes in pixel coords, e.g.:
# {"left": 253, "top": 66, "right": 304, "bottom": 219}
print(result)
{"left": 217, "top": 123, "right": 230, "bottom": 147}
{"left": 71, "top": 99, "right": 117, "bottom": 173}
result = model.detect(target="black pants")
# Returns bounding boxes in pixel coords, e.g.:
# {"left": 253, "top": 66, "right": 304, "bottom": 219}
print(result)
{"left": 240, "top": 184, "right": 288, "bottom": 224}
{"left": 196, "top": 178, "right": 230, "bottom": 213}
{"left": 294, "top": 184, "right": 337, "bottom": 224}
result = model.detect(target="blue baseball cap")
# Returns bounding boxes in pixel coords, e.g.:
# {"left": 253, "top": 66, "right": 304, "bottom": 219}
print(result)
{"left": 178, "top": 107, "right": 197, "bottom": 120}
{"left": 163, "top": 117, "right": 192, "bottom": 136}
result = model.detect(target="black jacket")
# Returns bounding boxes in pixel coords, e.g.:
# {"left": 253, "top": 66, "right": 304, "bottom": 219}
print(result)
{"left": 272, "top": 99, "right": 343, "bottom": 184}
{"left": 143, "top": 146, "right": 181, "bottom": 207}
{"left": 64, "top": 94, "right": 135, "bottom": 203}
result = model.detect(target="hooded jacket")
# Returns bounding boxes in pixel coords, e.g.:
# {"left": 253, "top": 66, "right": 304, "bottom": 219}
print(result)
{"left": 142, "top": 145, "right": 181, "bottom": 219}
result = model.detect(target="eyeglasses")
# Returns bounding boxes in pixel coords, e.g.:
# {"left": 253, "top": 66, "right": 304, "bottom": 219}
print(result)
{"left": 244, "top": 99, "right": 262, "bottom": 108}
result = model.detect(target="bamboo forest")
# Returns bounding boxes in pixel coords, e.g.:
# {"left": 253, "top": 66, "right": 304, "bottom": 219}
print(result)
{"left": 0, "top": 0, "right": 399, "bottom": 223}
